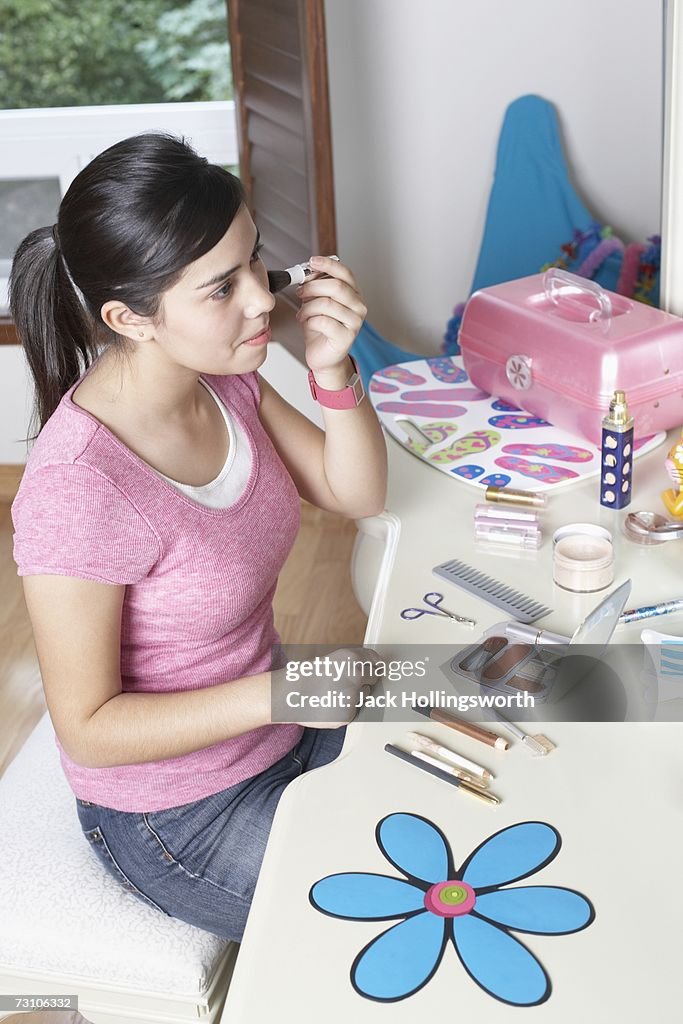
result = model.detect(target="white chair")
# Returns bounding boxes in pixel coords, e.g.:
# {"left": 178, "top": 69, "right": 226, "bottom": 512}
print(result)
{"left": 0, "top": 714, "right": 237, "bottom": 1024}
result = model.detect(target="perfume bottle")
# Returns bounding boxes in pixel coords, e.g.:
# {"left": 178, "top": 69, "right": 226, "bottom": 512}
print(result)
{"left": 600, "top": 390, "right": 634, "bottom": 510}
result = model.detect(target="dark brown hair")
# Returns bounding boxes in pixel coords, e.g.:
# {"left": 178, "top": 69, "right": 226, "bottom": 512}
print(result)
{"left": 9, "top": 132, "right": 245, "bottom": 437}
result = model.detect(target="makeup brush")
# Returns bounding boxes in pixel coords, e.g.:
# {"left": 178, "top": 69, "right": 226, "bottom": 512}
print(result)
{"left": 267, "top": 255, "right": 340, "bottom": 294}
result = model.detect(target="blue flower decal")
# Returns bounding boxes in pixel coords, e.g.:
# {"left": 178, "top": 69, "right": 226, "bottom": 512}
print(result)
{"left": 309, "top": 813, "right": 594, "bottom": 1006}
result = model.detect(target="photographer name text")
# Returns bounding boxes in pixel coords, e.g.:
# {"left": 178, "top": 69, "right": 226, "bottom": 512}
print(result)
{"left": 285, "top": 689, "right": 535, "bottom": 710}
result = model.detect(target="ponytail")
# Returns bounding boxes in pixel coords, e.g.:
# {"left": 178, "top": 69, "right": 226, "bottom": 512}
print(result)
{"left": 10, "top": 132, "right": 245, "bottom": 441}
{"left": 9, "top": 225, "right": 97, "bottom": 438}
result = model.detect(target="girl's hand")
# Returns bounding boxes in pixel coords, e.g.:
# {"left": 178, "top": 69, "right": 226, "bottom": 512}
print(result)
{"left": 295, "top": 645, "right": 381, "bottom": 729}
{"left": 296, "top": 256, "right": 367, "bottom": 387}
{"left": 272, "top": 646, "right": 384, "bottom": 730}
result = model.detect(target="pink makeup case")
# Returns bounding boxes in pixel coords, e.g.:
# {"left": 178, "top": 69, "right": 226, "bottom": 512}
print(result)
{"left": 460, "top": 269, "right": 683, "bottom": 444}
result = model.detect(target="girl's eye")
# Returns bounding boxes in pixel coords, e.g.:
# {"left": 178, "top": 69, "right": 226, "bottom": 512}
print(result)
{"left": 212, "top": 281, "right": 233, "bottom": 300}
{"left": 211, "top": 243, "right": 264, "bottom": 300}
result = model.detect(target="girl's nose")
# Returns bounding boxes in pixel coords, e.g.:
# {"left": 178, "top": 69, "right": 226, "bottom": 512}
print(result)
{"left": 243, "top": 277, "right": 276, "bottom": 319}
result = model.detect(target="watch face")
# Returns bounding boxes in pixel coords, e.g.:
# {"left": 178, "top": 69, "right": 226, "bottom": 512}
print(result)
{"left": 350, "top": 374, "right": 365, "bottom": 406}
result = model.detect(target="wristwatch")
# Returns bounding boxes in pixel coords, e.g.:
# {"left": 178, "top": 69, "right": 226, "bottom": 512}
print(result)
{"left": 308, "top": 356, "right": 366, "bottom": 409}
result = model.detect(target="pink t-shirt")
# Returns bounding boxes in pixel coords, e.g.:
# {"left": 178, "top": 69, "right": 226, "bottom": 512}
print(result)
{"left": 12, "top": 369, "right": 303, "bottom": 812}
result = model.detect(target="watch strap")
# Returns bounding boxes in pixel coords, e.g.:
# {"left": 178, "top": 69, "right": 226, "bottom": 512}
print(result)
{"left": 308, "top": 356, "right": 365, "bottom": 409}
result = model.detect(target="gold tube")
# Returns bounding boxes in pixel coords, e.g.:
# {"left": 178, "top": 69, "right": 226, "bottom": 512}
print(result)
{"left": 485, "top": 486, "right": 547, "bottom": 509}
{"left": 459, "top": 781, "right": 501, "bottom": 805}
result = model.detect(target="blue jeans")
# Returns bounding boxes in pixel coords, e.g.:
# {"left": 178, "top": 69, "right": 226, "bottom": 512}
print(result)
{"left": 75, "top": 727, "right": 346, "bottom": 941}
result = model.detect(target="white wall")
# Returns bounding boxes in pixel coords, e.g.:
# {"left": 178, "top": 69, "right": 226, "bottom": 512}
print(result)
{"left": 1, "top": 4, "right": 664, "bottom": 461}
{"left": 0, "top": 346, "right": 34, "bottom": 463}
{"left": 325, "top": 0, "right": 664, "bottom": 353}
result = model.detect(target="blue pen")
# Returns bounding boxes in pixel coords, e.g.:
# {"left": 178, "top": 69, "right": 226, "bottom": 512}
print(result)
{"left": 619, "top": 598, "right": 683, "bottom": 625}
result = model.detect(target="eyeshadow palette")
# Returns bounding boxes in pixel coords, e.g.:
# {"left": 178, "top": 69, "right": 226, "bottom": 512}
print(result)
{"left": 443, "top": 581, "right": 632, "bottom": 705}
{"left": 451, "top": 633, "right": 559, "bottom": 701}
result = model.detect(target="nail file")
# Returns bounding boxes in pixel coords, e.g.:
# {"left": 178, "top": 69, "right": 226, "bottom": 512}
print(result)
{"left": 432, "top": 558, "right": 552, "bottom": 623}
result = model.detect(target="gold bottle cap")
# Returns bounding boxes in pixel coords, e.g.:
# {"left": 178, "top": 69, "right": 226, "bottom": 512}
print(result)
{"left": 607, "top": 389, "right": 631, "bottom": 427}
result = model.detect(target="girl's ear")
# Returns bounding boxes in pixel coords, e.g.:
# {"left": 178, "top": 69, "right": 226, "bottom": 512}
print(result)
{"left": 100, "top": 301, "right": 154, "bottom": 341}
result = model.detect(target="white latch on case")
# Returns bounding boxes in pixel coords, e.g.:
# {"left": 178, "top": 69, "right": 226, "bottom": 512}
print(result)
{"left": 506, "top": 354, "right": 533, "bottom": 390}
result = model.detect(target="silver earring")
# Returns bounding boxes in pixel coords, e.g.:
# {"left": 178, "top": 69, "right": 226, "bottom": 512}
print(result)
{"left": 138, "top": 331, "right": 145, "bottom": 338}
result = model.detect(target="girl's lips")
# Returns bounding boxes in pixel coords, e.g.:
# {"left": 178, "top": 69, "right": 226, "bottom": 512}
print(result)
{"left": 242, "top": 326, "right": 272, "bottom": 347}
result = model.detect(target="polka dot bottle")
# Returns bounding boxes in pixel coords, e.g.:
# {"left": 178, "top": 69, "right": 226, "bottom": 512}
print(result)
{"left": 600, "top": 390, "right": 634, "bottom": 510}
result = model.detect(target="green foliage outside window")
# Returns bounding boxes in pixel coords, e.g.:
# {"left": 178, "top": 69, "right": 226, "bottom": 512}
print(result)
{"left": 0, "top": 0, "right": 232, "bottom": 109}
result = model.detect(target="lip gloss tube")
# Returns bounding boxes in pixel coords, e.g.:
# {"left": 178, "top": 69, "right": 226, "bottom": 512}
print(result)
{"left": 473, "top": 504, "right": 542, "bottom": 548}
{"left": 474, "top": 522, "right": 542, "bottom": 549}
{"left": 474, "top": 503, "right": 539, "bottom": 523}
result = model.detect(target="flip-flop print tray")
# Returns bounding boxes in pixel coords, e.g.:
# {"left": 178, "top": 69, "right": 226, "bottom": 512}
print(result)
{"left": 369, "top": 356, "right": 665, "bottom": 493}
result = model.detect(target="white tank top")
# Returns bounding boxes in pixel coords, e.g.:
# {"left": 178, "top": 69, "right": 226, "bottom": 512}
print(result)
{"left": 156, "top": 379, "right": 253, "bottom": 508}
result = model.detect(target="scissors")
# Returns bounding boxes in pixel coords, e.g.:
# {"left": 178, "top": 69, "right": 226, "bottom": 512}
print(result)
{"left": 401, "top": 591, "right": 476, "bottom": 627}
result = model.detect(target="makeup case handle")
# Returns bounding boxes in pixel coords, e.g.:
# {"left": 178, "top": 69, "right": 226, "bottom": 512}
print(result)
{"left": 543, "top": 267, "right": 613, "bottom": 323}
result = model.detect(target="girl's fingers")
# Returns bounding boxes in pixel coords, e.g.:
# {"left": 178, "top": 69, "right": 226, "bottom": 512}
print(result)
{"left": 309, "top": 255, "right": 358, "bottom": 290}
{"left": 303, "top": 315, "right": 359, "bottom": 347}
{"left": 298, "top": 296, "right": 364, "bottom": 332}
{"left": 298, "top": 276, "right": 367, "bottom": 317}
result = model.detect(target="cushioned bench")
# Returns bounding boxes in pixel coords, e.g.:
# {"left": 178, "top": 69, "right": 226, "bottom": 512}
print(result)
{"left": 0, "top": 714, "right": 236, "bottom": 1024}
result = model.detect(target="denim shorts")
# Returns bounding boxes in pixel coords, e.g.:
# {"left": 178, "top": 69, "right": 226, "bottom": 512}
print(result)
{"left": 75, "top": 726, "right": 346, "bottom": 942}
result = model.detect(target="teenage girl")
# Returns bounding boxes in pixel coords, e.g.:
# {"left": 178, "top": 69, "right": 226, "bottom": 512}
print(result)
{"left": 9, "top": 132, "right": 387, "bottom": 940}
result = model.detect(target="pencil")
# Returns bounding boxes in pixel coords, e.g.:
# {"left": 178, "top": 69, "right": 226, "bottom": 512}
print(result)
{"left": 384, "top": 744, "right": 500, "bottom": 805}
{"left": 406, "top": 731, "right": 494, "bottom": 781}
{"left": 411, "top": 750, "right": 490, "bottom": 789}
{"left": 412, "top": 704, "right": 509, "bottom": 750}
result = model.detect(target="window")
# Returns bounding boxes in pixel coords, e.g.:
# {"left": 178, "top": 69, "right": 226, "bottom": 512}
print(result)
{"left": 0, "top": 0, "right": 237, "bottom": 317}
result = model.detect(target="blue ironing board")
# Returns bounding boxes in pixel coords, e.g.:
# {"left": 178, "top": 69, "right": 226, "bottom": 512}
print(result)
{"left": 445, "top": 94, "right": 625, "bottom": 353}
{"left": 471, "top": 94, "right": 595, "bottom": 293}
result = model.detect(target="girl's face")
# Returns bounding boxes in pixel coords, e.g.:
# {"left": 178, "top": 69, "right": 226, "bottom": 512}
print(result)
{"left": 151, "top": 205, "right": 275, "bottom": 375}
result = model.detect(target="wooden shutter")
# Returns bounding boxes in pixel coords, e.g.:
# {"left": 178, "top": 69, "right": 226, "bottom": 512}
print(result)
{"left": 227, "top": 0, "right": 337, "bottom": 356}
{"left": 0, "top": 319, "right": 18, "bottom": 345}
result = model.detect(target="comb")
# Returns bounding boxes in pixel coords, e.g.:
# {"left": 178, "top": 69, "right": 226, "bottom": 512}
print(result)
{"left": 432, "top": 558, "right": 552, "bottom": 623}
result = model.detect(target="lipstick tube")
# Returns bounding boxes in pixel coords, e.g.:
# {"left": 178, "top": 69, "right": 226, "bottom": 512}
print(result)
{"left": 485, "top": 486, "right": 547, "bottom": 509}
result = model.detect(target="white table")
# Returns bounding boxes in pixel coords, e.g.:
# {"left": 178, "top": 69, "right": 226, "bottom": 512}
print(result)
{"left": 221, "top": 426, "right": 683, "bottom": 1021}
